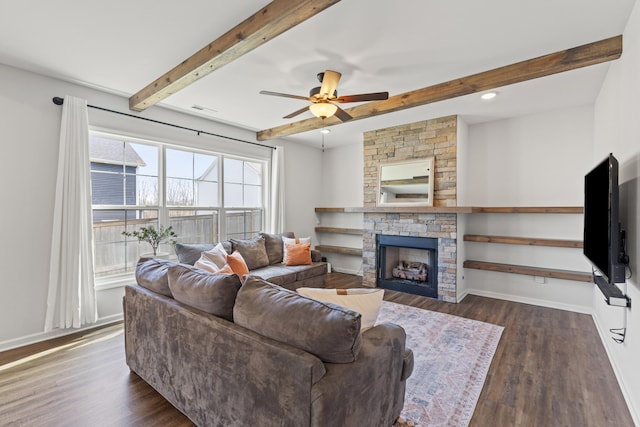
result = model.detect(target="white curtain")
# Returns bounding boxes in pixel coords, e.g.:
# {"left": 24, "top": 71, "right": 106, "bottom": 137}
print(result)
{"left": 44, "top": 95, "right": 97, "bottom": 332}
{"left": 269, "top": 146, "right": 285, "bottom": 233}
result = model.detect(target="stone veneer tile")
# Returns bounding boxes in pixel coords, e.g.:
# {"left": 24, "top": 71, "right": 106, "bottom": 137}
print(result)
{"left": 362, "top": 116, "right": 459, "bottom": 302}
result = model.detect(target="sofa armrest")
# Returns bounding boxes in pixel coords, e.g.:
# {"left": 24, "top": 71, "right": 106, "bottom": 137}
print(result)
{"left": 310, "top": 323, "right": 411, "bottom": 427}
{"left": 311, "top": 249, "right": 322, "bottom": 262}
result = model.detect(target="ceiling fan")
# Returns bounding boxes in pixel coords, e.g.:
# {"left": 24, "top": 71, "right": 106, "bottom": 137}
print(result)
{"left": 260, "top": 70, "right": 388, "bottom": 122}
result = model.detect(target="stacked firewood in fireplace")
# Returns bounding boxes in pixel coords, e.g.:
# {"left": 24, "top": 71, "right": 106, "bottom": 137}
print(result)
{"left": 392, "top": 261, "right": 428, "bottom": 282}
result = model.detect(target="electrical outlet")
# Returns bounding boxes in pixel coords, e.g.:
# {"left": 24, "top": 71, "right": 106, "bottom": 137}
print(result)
{"left": 534, "top": 276, "right": 546, "bottom": 284}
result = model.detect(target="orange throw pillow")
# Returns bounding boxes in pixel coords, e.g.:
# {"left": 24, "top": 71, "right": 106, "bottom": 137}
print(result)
{"left": 215, "top": 263, "right": 235, "bottom": 275}
{"left": 226, "top": 251, "right": 250, "bottom": 276}
{"left": 284, "top": 242, "right": 312, "bottom": 266}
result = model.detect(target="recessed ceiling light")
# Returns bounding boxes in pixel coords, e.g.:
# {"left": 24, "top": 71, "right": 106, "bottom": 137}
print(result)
{"left": 480, "top": 92, "right": 497, "bottom": 100}
{"left": 191, "top": 104, "right": 218, "bottom": 113}
{"left": 320, "top": 128, "right": 330, "bottom": 134}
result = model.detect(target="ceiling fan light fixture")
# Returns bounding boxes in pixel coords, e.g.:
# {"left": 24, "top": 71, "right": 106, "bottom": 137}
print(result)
{"left": 309, "top": 102, "right": 338, "bottom": 119}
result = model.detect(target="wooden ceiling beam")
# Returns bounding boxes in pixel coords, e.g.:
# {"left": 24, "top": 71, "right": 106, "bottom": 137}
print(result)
{"left": 256, "top": 35, "right": 622, "bottom": 141}
{"left": 129, "top": 0, "right": 341, "bottom": 112}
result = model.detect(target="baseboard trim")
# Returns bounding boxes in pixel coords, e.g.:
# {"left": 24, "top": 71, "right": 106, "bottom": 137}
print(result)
{"left": 466, "top": 288, "right": 592, "bottom": 315}
{"left": 592, "top": 312, "right": 640, "bottom": 426}
{"left": 0, "top": 314, "right": 124, "bottom": 353}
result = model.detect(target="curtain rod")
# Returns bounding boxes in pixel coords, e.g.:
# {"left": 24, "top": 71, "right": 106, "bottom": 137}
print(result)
{"left": 52, "top": 96, "right": 275, "bottom": 150}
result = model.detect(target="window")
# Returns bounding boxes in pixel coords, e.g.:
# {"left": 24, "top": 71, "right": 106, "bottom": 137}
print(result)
{"left": 90, "top": 133, "right": 266, "bottom": 284}
{"left": 223, "top": 158, "right": 264, "bottom": 239}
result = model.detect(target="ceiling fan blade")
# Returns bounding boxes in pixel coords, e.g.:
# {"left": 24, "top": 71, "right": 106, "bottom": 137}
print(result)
{"left": 319, "top": 70, "right": 341, "bottom": 99}
{"left": 333, "top": 105, "right": 353, "bottom": 122}
{"left": 335, "top": 91, "right": 389, "bottom": 103}
{"left": 283, "top": 105, "right": 311, "bottom": 119}
{"left": 259, "top": 90, "right": 311, "bottom": 101}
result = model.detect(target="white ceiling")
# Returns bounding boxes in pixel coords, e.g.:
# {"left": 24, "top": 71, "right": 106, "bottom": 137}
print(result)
{"left": 0, "top": 0, "right": 635, "bottom": 149}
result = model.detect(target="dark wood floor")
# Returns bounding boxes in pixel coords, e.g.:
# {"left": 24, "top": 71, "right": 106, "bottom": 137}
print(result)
{"left": 0, "top": 272, "right": 634, "bottom": 426}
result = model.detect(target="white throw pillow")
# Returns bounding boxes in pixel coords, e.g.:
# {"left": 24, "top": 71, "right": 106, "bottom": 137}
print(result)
{"left": 194, "top": 255, "right": 221, "bottom": 273}
{"left": 200, "top": 242, "right": 228, "bottom": 269}
{"left": 296, "top": 287, "right": 384, "bottom": 331}
{"left": 282, "top": 236, "right": 311, "bottom": 263}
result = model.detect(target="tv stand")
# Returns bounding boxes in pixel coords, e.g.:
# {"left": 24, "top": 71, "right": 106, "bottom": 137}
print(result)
{"left": 594, "top": 274, "right": 631, "bottom": 307}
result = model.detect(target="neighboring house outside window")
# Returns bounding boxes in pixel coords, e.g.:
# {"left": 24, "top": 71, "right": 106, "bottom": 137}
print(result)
{"left": 89, "top": 132, "right": 266, "bottom": 286}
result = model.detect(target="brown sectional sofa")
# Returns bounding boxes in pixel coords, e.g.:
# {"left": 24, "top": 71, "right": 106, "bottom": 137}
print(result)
{"left": 174, "top": 232, "right": 327, "bottom": 290}
{"left": 124, "top": 232, "right": 414, "bottom": 426}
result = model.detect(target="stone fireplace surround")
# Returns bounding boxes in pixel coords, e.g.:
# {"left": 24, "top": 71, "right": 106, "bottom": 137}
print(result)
{"left": 362, "top": 115, "right": 459, "bottom": 302}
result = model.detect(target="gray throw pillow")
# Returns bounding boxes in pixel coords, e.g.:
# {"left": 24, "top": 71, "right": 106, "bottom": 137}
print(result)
{"left": 260, "top": 232, "right": 295, "bottom": 264}
{"left": 135, "top": 257, "right": 176, "bottom": 297}
{"left": 234, "top": 276, "right": 362, "bottom": 363}
{"left": 175, "top": 242, "right": 232, "bottom": 265}
{"left": 230, "top": 236, "right": 270, "bottom": 270}
{"left": 167, "top": 264, "right": 242, "bottom": 321}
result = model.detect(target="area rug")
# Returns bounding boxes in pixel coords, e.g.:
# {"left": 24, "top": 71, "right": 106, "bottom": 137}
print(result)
{"left": 377, "top": 301, "right": 503, "bottom": 427}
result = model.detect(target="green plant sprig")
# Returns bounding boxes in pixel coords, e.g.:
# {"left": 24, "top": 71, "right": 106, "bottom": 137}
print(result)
{"left": 122, "top": 225, "right": 177, "bottom": 256}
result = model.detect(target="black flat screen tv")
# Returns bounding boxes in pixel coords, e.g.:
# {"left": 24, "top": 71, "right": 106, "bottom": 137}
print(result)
{"left": 583, "top": 153, "right": 626, "bottom": 284}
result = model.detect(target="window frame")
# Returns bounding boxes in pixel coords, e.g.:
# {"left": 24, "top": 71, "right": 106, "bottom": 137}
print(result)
{"left": 90, "top": 130, "right": 269, "bottom": 289}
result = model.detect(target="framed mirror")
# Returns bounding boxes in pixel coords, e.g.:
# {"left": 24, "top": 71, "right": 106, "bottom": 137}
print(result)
{"left": 377, "top": 157, "right": 434, "bottom": 207}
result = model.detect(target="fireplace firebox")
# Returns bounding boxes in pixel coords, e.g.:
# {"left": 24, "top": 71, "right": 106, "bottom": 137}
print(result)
{"left": 376, "top": 235, "right": 438, "bottom": 298}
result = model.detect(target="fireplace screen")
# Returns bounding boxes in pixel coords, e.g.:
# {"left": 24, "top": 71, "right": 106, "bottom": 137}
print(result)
{"left": 377, "top": 235, "right": 438, "bottom": 298}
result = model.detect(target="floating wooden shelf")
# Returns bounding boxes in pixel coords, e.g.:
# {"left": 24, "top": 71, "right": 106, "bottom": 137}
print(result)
{"left": 463, "top": 260, "right": 592, "bottom": 282}
{"left": 316, "top": 245, "right": 363, "bottom": 256}
{"left": 470, "top": 206, "right": 583, "bottom": 214}
{"left": 315, "top": 206, "right": 583, "bottom": 214}
{"left": 315, "top": 207, "right": 349, "bottom": 213}
{"left": 464, "top": 234, "right": 583, "bottom": 248}
{"left": 315, "top": 227, "right": 363, "bottom": 235}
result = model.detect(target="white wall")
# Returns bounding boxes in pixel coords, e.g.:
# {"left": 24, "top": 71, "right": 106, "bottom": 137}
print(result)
{"left": 593, "top": 1, "right": 640, "bottom": 423}
{"left": 0, "top": 63, "right": 321, "bottom": 350}
{"left": 280, "top": 140, "right": 324, "bottom": 243}
{"left": 461, "top": 106, "right": 595, "bottom": 313}
{"left": 317, "top": 142, "right": 364, "bottom": 274}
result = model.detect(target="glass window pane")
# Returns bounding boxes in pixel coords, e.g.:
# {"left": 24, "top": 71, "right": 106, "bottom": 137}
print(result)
{"left": 244, "top": 162, "right": 262, "bottom": 185}
{"left": 166, "top": 148, "right": 194, "bottom": 179}
{"left": 224, "top": 183, "right": 243, "bottom": 207}
{"left": 130, "top": 143, "right": 158, "bottom": 177}
{"left": 167, "top": 177, "right": 194, "bottom": 206}
{"left": 194, "top": 153, "right": 218, "bottom": 179}
{"left": 195, "top": 180, "right": 218, "bottom": 206}
{"left": 225, "top": 209, "right": 262, "bottom": 240}
{"left": 169, "top": 209, "right": 219, "bottom": 243}
{"left": 93, "top": 209, "right": 158, "bottom": 277}
{"left": 243, "top": 185, "right": 262, "bottom": 207}
{"left": 91, "top": 170, "right": 124, "bottom": 206}
{"left": 136, "top": 176, "right": 158, "bottom": 206}
{"left": 224, "top": 158, "right": 243, "bottom": 183}
{"left": 90, "top": 136, "right": 158, "bottom": 208}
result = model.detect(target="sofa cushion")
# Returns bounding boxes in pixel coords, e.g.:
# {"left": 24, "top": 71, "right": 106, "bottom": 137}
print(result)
{"left": 234, "top": 276, "right": 362, "bottom": 363}
{"left": 260, "top": 232, "right": 295, "bottom": 264}
{"left": 285, "top": 262, "right": 328, "bottom": 282}
{"left": 231, "top": 236, "right": 270, "bottom": 270}
{"left": 249, "top": 265, "right": 298, "bottom": 286}
{"left": 135, "top": 257, "right": 175, "bottom": 297}
{"left": 175, "top": 241, "right": 232, "bottom": 265}
{"left": 167, "top": 264, "right": 242, "bottom": 321}
{"left": 297, "top": 288, "right": 384, "bottom": 331}
{"left": 283, "top": 242, "right": 312, "bottom": 266}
